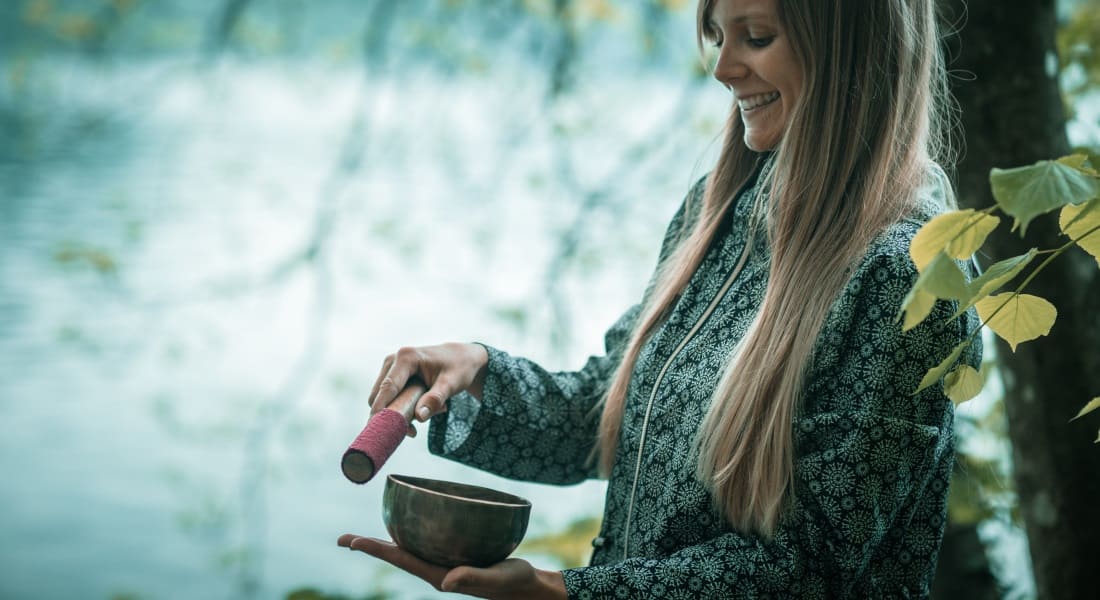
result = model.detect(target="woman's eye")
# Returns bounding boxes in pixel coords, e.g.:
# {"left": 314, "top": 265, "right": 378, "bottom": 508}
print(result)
{"left": 747, "top": 36, "right": 775, "bottom": 49}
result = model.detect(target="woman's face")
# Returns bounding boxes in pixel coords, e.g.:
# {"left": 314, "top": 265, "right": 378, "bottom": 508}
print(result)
{"left": 708, "top": 0, "right": 803, "bottom": 151}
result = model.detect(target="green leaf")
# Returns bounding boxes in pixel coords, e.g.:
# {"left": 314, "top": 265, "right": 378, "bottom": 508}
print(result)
{"left": 915, "top": 341, "right": 969, "bottom": 394}
{"left": 944, "top": 364, "right": 984, "bottom": 405}
{"left": 917, "top": 253, "right": 970, "bottom": 300}
{"left": 901, "top": 253, "right": 974, "bottom": 330}
{"left": 899, "top": 287, "right": 936, "bottom": 332}
{"left": 1059, "top": 198, "right": 1100, "bottom": 267}
{"left": 975, "top": 293, "right": 1058, "bottom": 352}
{"left": 910, "top": 210, "right": 1001, "bottom": 271}
{"left": 990, "top": 159, "right": 1100, "bottom": 235}
{"left": 1070, "top": 397, "right": 1100, "bottom": 422}
{"left": 954, "top": 250, "right": 1038, "bottom": 316}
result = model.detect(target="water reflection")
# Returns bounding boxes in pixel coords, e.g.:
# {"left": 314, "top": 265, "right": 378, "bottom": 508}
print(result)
{"left": 0, "top": 53, "right": 722, "bottom": 599}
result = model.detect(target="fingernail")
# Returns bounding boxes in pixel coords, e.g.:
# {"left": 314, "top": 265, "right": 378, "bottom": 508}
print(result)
{"left": 417, "top": 406, "right": 430, "bottom": 420}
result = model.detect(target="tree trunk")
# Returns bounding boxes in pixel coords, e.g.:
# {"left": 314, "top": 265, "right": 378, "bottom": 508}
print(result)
{"left": 932, "top": 523, "right": 1002, "bottom": 600}
{"left": 947, "top": 1, "right": 1100, "bottom": 598}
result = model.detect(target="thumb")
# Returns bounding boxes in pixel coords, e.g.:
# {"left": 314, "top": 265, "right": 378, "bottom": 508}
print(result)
{"left": 414, "top": 378, "right": 453, "bottom": 422}
{"left": 440, "top": 565, "right": 487, "bottom": 594}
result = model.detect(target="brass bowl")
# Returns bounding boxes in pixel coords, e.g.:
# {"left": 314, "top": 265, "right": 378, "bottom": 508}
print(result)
{"left": 382, "top": 474, "right": 531, "bottom": 568}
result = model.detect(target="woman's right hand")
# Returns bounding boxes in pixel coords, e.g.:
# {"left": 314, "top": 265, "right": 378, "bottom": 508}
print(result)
{"left": 369, "top": 343, "right": 489, "bottom": 436}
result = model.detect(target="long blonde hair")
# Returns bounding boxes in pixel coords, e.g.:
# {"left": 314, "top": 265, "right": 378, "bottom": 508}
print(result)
{"left": 596, "top": 0, "right": 955, "bottom": 536}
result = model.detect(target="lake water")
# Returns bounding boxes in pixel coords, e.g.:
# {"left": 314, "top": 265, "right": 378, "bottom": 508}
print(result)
{"left": 0, "top": 55, "right": 728, "bottom": 599}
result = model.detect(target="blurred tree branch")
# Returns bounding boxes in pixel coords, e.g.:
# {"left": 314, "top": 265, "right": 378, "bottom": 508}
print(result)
{"left": 233, "top": 2, "right": 404, "bottom": 595}
{"left": 203, "top": 0, "right": 252, "bottom": 58}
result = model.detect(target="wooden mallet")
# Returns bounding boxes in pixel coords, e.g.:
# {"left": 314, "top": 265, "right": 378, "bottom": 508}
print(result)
{"left": 341, "top": 380, "right": 427, "bottom": 484}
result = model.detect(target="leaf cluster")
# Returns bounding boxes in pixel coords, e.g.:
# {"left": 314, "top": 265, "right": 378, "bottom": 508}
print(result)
{"left": 901, "top": 155, "right": 1100, "bottom": 442}
{"left": 1057, "top": 3, "right": 1100, "bottom": 104}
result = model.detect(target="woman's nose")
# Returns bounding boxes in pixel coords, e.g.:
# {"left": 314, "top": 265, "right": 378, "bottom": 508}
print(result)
{"left": 713, "top": 49, "right": 748, "bottom": 88}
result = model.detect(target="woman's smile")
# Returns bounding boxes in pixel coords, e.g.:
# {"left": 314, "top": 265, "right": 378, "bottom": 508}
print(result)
{"left": 738, "top": 91, "right": 781, "bottom": 112}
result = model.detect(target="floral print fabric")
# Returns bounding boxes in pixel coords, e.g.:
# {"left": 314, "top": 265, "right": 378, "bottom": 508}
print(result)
{"left": 428, "top": 171, "right": 981, "bottom": 599}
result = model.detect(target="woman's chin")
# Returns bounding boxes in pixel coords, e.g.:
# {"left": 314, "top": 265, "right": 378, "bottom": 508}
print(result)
{"left": 742, "top": 131, "right": 779, "bottom": 152}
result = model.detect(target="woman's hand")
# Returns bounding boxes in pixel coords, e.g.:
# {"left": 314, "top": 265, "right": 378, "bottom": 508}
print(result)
{"left": 369, "top": 343, "right": 489, "bottom": 436}
{"left": 337, "top": 534, "right": 567, "bottom": 600}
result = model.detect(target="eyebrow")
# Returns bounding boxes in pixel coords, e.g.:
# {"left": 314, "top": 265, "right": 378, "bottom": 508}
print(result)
{"left": 708, "top": 12, "right": 773, "bottom": 28}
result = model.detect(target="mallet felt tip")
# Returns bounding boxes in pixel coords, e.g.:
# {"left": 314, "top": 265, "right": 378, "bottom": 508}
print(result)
{"left": 341, "top": 380, "right": 427, "bottom": 484}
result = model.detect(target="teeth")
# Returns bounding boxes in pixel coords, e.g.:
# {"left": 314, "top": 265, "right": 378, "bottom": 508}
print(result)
{"left": 739, "top": 91, "right": 780, "bottom": 111}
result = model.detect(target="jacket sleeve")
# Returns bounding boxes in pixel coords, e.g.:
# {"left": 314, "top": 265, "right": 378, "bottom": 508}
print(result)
{"left": 560, "top": 251, "right": 982, "bottom": 598}
{"left": 427, "top": 176, "right": 708, "bottom": 485}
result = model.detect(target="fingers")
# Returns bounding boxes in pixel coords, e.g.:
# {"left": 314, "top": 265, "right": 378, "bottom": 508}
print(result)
{"left": 336, "top": 533, "right": 359, "bottom": 548}
{"left": 369, "top": 344, "right": 471, "bottom": 425}
{"left": 367, "top": 355, "right": 394, "bottom": 415}
{"left": 338, "top": 534, "right": 448, "bottom": 590}
{"left": 414, "top": 376, "right": 454, "bottom": 423}
{"left": 371, "top": 347, "right": 420, "bottom": 413}
{"left": 338, "top": 535, "right": 541, "bottom": 598}
{"left": 440, "top": 559, "right": 536, "bottom": 597}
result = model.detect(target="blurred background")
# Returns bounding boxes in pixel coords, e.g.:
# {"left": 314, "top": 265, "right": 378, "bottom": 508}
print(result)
{"left": 0, "top": 1, "right": 1097, "bottom": 599}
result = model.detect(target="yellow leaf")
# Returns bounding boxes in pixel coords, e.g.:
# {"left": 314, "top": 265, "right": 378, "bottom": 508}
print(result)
{"left": 22, "top": 0, "right": 51, "bottom": 25}
{"left": 975, "top": 293, "right": 1057, "bottom": 352}
{"left": 1057, "top": 153, "right": 1099, "bottom": 176}
{"left": 944, "top": 365, "right": 984, "bottom": 405}
{"left": 910, "top": 210, "right": 1000, "bottom": 272}
{"left": 899, "top": 288, "right": 936, "bottom": 332}
{"left": 946, "top": 215, "right": 1000, "bottom": 262}
{"left": 517, "top": 516, "right": 601, "bottom": 568}
{"left": 1070, "top": 397, "right": 1100, "bottom": 421}
{"left": 579, "top": 0, "right": 619, "bottom": 20}
{"left": 1059, "top": 198, "right": 1100, "bottom": 267}
{"left": 1095, "top": 429, "right": 1100, "bottom": 444}
{"left": 916, "top": 341, "right": 968, "bottom": 394}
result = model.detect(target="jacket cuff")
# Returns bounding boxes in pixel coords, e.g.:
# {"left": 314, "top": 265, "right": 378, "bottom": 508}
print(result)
{"left": 427, "top": 343, "right": 508, "bottom": 458}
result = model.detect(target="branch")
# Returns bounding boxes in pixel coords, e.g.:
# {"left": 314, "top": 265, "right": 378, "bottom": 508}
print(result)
{"left": 203, "top": 0, "right": 252, "bottom": 58}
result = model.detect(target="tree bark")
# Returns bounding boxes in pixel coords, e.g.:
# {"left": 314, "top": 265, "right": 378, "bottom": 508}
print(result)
{"left": 932, "top": 523, "right": 1002, "bottom": 600}
{"left": 947, "top": 1, "right": 1100, "bottom": 598}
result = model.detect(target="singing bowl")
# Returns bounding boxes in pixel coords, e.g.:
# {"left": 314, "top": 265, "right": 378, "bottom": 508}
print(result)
{"left": 382, "top": 474, "right": 531, "bottom": 568}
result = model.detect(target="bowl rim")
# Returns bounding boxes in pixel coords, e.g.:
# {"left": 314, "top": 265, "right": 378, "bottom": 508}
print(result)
{"left": 387, "top": 474, "right": 531, "bottom": 509}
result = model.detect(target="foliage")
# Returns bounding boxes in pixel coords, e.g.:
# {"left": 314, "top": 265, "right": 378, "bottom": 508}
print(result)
{"left": 53, "top": 241, "right": 118, "bottom": 275}
{"left": 284, "top": 588, "right": 391, "bottom": 600}
{"left": 516, "top": 515, "right": 602, "bottom": 569}
{"left": 1058, "top": 2, "right": 1100, "bottom": 107}
{"left": 946, "top": 446, "right": 1016, "bottom": 527}
{"left": 901, "top": 154, "right": 1100, "bottom": 442}
{"left": 18, "top": 0, "right": 141, "bottom": 50}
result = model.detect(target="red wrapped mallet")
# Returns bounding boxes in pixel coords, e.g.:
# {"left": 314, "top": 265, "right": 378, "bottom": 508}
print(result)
{"left": 341, "top": 381, "right": 427, "bottom": 484}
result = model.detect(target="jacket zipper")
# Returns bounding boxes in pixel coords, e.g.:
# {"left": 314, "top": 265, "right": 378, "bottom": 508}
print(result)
{"left": 619, "top": 235, "right": 753, "bottom": 559}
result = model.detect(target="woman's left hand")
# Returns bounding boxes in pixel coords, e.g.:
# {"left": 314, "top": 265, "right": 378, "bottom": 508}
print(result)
{"left": 337, "top": 534, "right": 567, "bottom": 600}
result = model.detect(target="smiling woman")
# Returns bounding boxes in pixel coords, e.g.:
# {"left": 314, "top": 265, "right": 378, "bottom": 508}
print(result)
{"left": 704, "top": 0, "right": 803, "bottom": 151}
{"left": 340, "top": 0, "right": 982, "bottom": 598}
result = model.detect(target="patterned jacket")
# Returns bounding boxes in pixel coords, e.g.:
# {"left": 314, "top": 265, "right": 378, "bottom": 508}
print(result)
{"left": 428, "top": 166, "right": 982, "bottom": 599}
